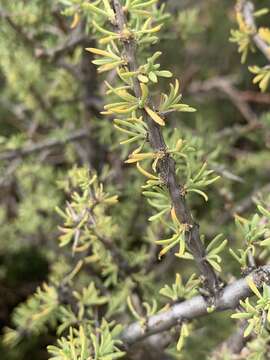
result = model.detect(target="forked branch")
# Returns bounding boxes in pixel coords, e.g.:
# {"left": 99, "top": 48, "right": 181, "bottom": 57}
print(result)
{"left": 121, "top": 266, "right": 270, "bottom": 346}
{"left": 238, "top": 0, "right": 270, "bottom": 62}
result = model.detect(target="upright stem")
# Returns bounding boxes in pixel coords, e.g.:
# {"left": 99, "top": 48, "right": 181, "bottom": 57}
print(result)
{"left": 112, "top": 0, "right": 220, "bottom": 296}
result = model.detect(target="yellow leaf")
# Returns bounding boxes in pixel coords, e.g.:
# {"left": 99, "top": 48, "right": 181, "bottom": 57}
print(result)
{"left": 171, "top": 206, "right": 181, "bottom": 226}
{"left": 103, "top": 104, "right": 136, "bottom": 114}
{"left": 98, "top": 62, "right": 121, "bottom": 73}
{"left": 175, "top": 139, "right": 183, "bottom": 151}
{"left": 152, "top": 156, "right": 159, "bottom": 173}
{"left": 125, "top": 152, "right": 154, "bottom": 163}
{"left": 247, "top": 276, "right": 262, "bottom": 299}
{"left": 136, "top": 162, "right": 159, "bottom": 180}
{"left": 236, "top": 12, "right": 247, "bottom": 32}
{"left": 174, "top": 79, "right": 180, "bottom": 97}
{"left": 114, "top": 89, "right": 137, "bottom": 102}
{"left": 65, "top": 260, "right": 84, "bottom": 282}
{"left": 176, "top": 323, "right": 189, "bottom": 352}
{"left": 144, "top": 24, "right": 163, "bottom": 34}
{"left": 234, "top": 213, "right": 248, "bottom": 224}
{"left": 125, "top": 158, "right": 137, "bottom": 164}
{"left": 140, "top": 82, "right": 149, "bottom": 104}
{"left": 138, "top": 74, "right": 149, "bottom": 83}
{"left": 99, "top": 36, "right": 116, "bottom": 45}
{"left": 104, "top": 195, "right": 119, "bottom": 204}
{"left": 85, "top": 47, "right": 119, "bottom": 60}
{"left": 175, "top": 273, "right": 181, "bottom": 287}
{"left": 74, "top": 243, "right": 91, "bottom": 252}
{"left": 144, "top": 106, "right": 165, "bottom": 126}
{"left": 158, "top": 247, "right": 169, "bottom": 259}
{"left": 258, "top": 27, "right": 270, "bottom": 45}
{"left": 70, "top": 12, "right": 80, "bottom": 29}
{"left": 132, "top": 144, "right": 144, "bottom": 155}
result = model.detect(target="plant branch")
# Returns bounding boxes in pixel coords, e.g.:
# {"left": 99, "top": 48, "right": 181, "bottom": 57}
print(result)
{"left": 238, "top": 0, "right": 270, "bottom": 62}
{"left": 121, "top": 265, "right": 270, "bottom": 346}
{"left": 0, "top": 7, "right": 36, "bottom": 48}
{"left": 218, "top": 182, "right": 270, "bottom": 226}
{"left": 36, "top": 34, "right": 87, "bottom": 61}
{"left": 0, "top": 7, "right": 87, "bottom": 62}
{"left": 189, "top": 76, "right": 260, "bottom": 126}
{"left": 112, "top": 0, "right": 220, "bottom": 296}
{"left": 0, "top": 128, "right": 90, "bottom": 161}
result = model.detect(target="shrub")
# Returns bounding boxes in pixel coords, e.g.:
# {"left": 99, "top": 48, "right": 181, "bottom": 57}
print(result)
{"left": 0, "top": 1, "right": 270, "bottom": 359}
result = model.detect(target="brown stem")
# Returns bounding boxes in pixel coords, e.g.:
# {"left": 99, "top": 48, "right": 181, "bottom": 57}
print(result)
{"left": 0, "top": 129, "right": 90, "bottom": 161}
{"left": 112, "top": 0, "right": 220, "bottom": 296}
{"left": 189, "top": 77, "right": 260, "bottom": 126}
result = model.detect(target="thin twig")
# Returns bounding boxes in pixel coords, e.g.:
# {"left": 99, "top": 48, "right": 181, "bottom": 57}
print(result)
{"left": 1, "top": 6, "right": 87, "bottom": 62}
{"left": 219, "top": 182, "right": 270, "bottom": 225}
{"left": 189, "top": 77, "right": 260, "bottom": 126}
{"left": 35, "top": 34, "right": 87, "bottom": 61}
{"left": 0, "top": 129, "right": 90, "bottom": 161}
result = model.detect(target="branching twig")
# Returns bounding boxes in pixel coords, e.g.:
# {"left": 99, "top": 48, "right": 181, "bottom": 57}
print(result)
{"left": 238, "top": 0, "right": 270, "bottom": 62}
{"left": 189, "top": 77, "right": 260, "bottom": 126}
{"left": 121, "top": 265, "right": 270, "bottom": 346}
{"left": 240, "top": 90, "right": 270, "bottom": 104}
{"left": 1, "top": 7, "right": 87, "bottom": 62}
{"left": 219, "top": 182, "right": 270, "bottom": 225}
{"left": 35, "top": 34, "right": 87, "bottom": 61}
{"left": 0, "top": 129, "right": 90, "bottom": 161}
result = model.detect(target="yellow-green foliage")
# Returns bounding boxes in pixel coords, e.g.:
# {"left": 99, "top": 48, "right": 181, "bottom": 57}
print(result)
{"left": 0, "top": 1, "right": 270, "bottom": 360}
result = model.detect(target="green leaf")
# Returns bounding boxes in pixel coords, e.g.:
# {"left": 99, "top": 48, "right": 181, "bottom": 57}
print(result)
{"left": 231, "top": 312, "right": 251, "bottom": 319}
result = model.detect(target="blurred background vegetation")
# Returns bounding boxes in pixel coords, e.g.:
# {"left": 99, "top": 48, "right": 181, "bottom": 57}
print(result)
{"left": 0, "top": 0, "right": 269, "bottom": 358}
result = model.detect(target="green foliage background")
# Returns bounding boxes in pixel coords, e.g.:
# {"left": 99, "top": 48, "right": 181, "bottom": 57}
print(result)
{"left": 0, "top": 0, "right": 269, "bottom": 359}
